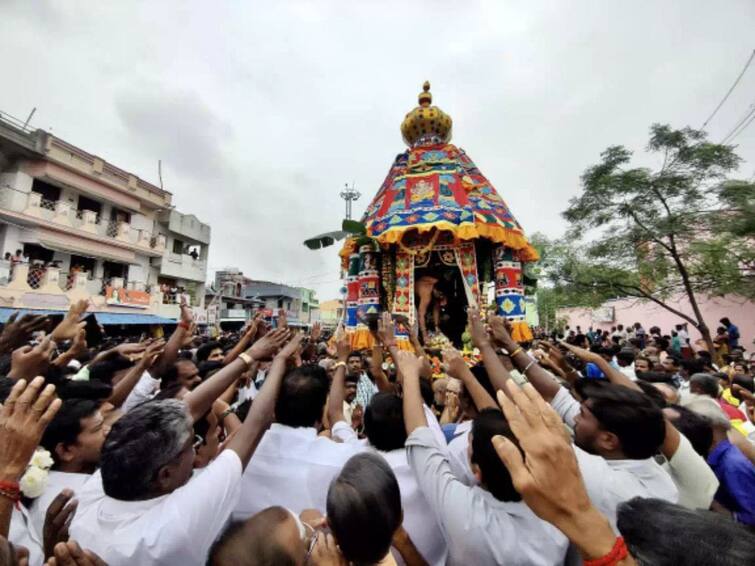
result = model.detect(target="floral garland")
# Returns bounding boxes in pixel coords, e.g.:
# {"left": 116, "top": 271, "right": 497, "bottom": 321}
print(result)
{"left": 20, "top": 447, "right": 53, "bottom": 498}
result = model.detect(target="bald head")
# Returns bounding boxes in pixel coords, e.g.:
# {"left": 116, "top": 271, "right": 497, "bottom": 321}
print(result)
{"left": 208, "top": 507, "right": 300, "bottom": 566}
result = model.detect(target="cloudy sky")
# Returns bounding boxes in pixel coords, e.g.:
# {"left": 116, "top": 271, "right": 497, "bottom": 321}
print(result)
{"left": 2, "top": 1, "right": 753, "bottom": 300}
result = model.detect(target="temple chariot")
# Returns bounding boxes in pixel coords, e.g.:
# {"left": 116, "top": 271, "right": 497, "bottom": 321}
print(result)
{"left": 335, "top": 82, "right": 539, "bottom": 353}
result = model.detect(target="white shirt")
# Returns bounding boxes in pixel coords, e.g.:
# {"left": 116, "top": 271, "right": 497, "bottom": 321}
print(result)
{"left": 332, "top": 421, "right": 448, "bottom": 566}
{"left": 446, "top": 420, "right": 476, "bottom": 486}
{"left": 551, "top": 387, "right": 679, "bottom": 531}
{"left": 28, "top": 470, "right": 90, "bottom": 545}
{"left": 661, "top": 433, "right": 719, "bottom": 510}
{"left": 678, "top": 328, "right": 690, "bottom": 344}
{"left": 618, "top": 363, "right": 637, "bottom": 381}
{"left": 70, "top": 449, "right": 242, "bottom": 566}
{"left": 406, "top": 427, "right": 568, "bottom": 565}
{"left": 232, "top": 423, "right": 364, "bottom": 521}
{"left": 122, "top": 371, "right": 159, "bottom": 412}
{"left": 9, "top": 506, "right": 44, "bottom": 566}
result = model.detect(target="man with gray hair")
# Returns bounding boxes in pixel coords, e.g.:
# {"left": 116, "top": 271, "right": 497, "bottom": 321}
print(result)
{"left": 689, "top": 373, "right": 722, "bottom": 400}
{"left": 69, "top": 330, "right": 300, "bottom": 565}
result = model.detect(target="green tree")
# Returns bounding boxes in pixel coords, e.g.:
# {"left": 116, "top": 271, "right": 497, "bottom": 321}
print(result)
{"left": 557, "top": 124, "right": 754, "bottom": 356}
{"left": 529, "top": 233, "right": 619, "bottom": 331}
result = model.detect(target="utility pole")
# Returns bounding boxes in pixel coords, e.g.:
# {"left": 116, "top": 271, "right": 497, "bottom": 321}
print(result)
{"left": 339, "top": 182, "right": 361, "bottom": 220}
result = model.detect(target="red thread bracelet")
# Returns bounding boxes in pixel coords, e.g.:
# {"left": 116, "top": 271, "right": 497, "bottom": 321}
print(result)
{"left": 584, "top": 537, "right": 629, "bottom": 566}
{"left": 0, "top": 480, "right": 20, "bottom": 492}
{"left": 0, "top": 480, "right": 21, "bottom": 510}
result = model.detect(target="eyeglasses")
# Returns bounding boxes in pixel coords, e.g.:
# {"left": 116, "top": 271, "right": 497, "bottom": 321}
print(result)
{"left": 289, "top": 509, "right": 319, "bottom": 565}
{"left": 193, "top": 434, "right": 206, "bottom": 451}
{"left": 303, "top": 523, "right": 319, "bottom": 565}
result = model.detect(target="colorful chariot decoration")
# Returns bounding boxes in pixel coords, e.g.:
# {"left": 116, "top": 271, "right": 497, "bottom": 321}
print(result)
{"left": 316, "top": 82, "right": 539, "bottom": 353}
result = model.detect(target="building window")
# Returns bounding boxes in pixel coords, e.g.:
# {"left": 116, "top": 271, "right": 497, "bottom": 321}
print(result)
{"left": 76, "top": 195, "right": 102, "bottom": 219}
{"left": 172, "top": 238, "right": 185, "bottom": 255}
{"left": 102, "top": 261, "right": 128, "bottom": 290}
{"left": 31, "top": 179, "right": 61, "bottom": 203}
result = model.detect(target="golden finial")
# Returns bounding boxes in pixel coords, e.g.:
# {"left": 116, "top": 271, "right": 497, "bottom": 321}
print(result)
{"left": 401, "top": 80, "right": 452, "bottom": 147}
{"left": 418, "top": 81, "right": 432, "bottom": 107}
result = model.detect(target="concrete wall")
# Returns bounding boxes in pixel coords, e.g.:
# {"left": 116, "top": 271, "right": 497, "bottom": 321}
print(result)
{"left": 557, "top": 293, "right": 755, "bottom": 348}
{"left": 0, "top": 224, "right": 26, "bottom": 256}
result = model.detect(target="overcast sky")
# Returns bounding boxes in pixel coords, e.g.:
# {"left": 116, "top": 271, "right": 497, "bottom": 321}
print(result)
{"left": 2, "top": 1, "right": 753, "bottom": 300}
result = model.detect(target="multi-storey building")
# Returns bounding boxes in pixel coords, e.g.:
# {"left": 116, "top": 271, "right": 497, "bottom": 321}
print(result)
{"left": 204, "top": 270, "right": 319, "bottom": 328}
{"left": 205, "top": 268, "right": 263, "bottom": 327}
{"left": 0, "top": 110, "right": 210, "bottom": 325}
{"left": 244, "top": 280, "right": 319, "bottom": 327}
{"left": 318, "top": 299, "right": 344, "bottom": 329}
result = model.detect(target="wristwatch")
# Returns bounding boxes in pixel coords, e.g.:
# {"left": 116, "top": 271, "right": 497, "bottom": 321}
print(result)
{"left": 332, "top": 361, "right": 347, "bottom": 370}
{"left": 238, "top": 352, "right": 253, "bottom": 368}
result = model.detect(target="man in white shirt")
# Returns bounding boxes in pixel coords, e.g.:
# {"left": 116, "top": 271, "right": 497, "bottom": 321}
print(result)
{"left": 70, "top": 330, "right": 297, "bottom": 566}
{"left": 31, "top": 397, "right": 110, "bottom": 542}
{"left": 233, "top": 364, "right": 365, "bottom": 521}
{"left": 548, "top": 381, "right": 678, "bottom": 529}
{"left": 482, "top": 312, "right": 679, "bottom": 532}
{"left": 396, "top": 351, "right": 569, "bottom": 566}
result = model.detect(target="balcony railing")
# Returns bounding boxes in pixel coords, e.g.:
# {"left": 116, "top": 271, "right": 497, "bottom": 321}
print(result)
{"left": 0, "top": 184, "right": 167, "bottom": 252}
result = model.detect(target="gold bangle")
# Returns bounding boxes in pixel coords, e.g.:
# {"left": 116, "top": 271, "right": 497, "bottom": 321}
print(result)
{"left": 238, "top": 352, "right": 253, "bottom": 368}
{"left": 509, "top": 347, "right": 523, "bottom": 358}
{"left": 332, "top": 361, "right": 347, "bottom": 370}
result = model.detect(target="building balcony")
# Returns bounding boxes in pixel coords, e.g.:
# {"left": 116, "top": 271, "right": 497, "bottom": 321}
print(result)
{"left": 0, "top": 185, "right": 166, "bottom": 255}
{"left": 152, "top": 252, "right": 208, "bottom": 283}
{"left": 160, "top": 209, "right": 210, "bottom": 245}
{"left": 0, "top": 263, "right": 172, "bottom": 319}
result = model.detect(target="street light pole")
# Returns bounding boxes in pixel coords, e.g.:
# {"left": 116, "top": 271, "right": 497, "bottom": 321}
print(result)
{"left": 339, "top": 183, "right": 361, "bottom": 220}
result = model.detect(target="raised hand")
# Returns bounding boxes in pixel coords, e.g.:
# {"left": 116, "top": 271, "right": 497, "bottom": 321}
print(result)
{"left": 0, "top": 377, "right": 61, "bottom": 480}
{"left": 179, "top": 298, "right": 194, "bottom": 325}
{"left": 139, "top": 339, "right": 166, "bottom": 368}
{"left": 351, "top": 404, "right": 364, "bottom": 431}
{"left": 393, "top": 350, "right": 425, "bottom": 379}
{"left": 492, "top": 380, "right": 622, "bottom": 562}
{"left": 488, "top": 314, "right": 516, "bottom": 349}
{"left": 0, "top": 312, "right": 49, "bottom": 354}
{"left": 541, "top": 342, "right": 575, "bottom": 373}
{"left": 44, "top": 540, "right": 107, "bottom": 566}
{"left": 43, "top": 489, "right": 78, "bottom": 560}
{"left": 180, "top": 323, "right": 197, "bottom": 348}
{"left": 50, "top": 300, "right": 88, "bottom": 342}
{"left": 493, "top": 381, "right": 586, "bottom": 527}
{"left": 441, "top": 347, "right": 468, "bottom": 380}
{"left": 443, "top": 387, "right": 461, "bottom": 423}
{"left": 310, "top": 321, "right": 322, "bottom": 343}
{"left": 276, "top": 332, "right": 305, "bottom": 360}
{"left": 376, "top": 312, "right": 397, "bottom": 348}
{"left": 278, "top": 308, "right": 288, "bottom": 330}
{"left": 112, "top": 341, "right": 148, "bottom": 357}
{"left": 69, "top": 329, "right": 88, "bottom": 358}
{"left": 559, "top": 341, "right": 600, "bottom": 363}
{"left": 248, "top": 328, "right": 290, "bottom": 361}
{"left": 467, "top": 307, "right": 490, "bottom": 348}
{"left": 335, "top": 329, "right": 351, "bottom": 362}
{"left": 9, "top": 336, "right": 56, "bottom": 381}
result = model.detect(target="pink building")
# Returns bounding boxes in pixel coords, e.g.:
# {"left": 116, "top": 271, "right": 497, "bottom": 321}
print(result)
{"left": 557, "top": 294, "right": 755, "bottom": 351}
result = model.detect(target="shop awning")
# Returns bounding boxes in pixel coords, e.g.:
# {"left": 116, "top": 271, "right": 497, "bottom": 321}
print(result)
{"left": 0, "top": 307, "right": 68, "bottom": 323}
{"left": 93, "top": 312, "right": 177, "bottom": 325}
